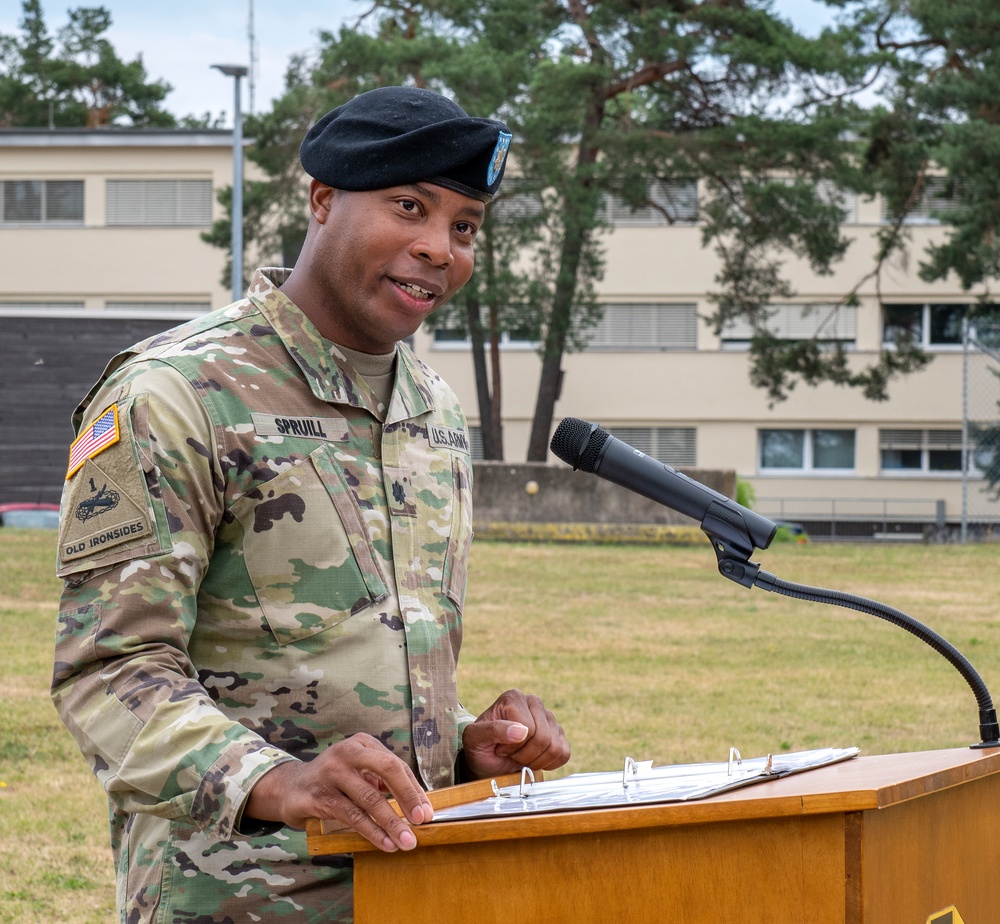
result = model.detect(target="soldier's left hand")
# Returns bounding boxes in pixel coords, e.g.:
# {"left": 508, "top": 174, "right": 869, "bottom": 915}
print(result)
{"left": 461, "top": 688, "right": 570, "bottom": 780}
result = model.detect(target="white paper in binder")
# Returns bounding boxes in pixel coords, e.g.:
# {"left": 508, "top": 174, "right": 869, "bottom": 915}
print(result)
{"left": 431, "top": 746, "right": 860, "bottom": 823}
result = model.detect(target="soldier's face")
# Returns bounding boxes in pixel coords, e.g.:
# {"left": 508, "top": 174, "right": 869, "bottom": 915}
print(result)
{"left": 308, "top": 181, "right": 483, "bottom": 353}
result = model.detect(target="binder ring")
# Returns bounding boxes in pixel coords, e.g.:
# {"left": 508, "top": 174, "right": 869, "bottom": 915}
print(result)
{"left": 519, "top": 766, "right": 536, "bottom": 798}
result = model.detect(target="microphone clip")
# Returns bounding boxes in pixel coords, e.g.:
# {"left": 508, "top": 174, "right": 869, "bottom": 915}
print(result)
{"left": 702, "top": 500, "right": 762, "bottom": 590}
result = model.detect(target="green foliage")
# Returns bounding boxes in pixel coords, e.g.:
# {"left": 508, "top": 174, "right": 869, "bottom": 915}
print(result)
{"left": 971, "top": 363, "right": 1000, "bottom": 499}
{"left": 772, "top": 522, "right": 810, "bottom": 544}
{"left": 199, "top": 178, "right": 305, "bottom": 294}
{"left": 745, "top": 328, "right": 931, "bottom": 405}
{"left": 228, "top": 0, "right": 903, "bottom": 459}
{"left": 858, "top": 0, "right": 1000, "bottom": 295}
{"left": 0, "top": 0, "right": 175, "bottom": 127}
{"left": 204, "top": 0, "right": 1000, "bottom": 451}
{"left": 736, "top": 478, "right": 757, "bottom": 509}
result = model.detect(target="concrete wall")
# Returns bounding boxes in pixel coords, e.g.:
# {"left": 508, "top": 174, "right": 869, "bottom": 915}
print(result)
{"left": 472, "top": 461, "right": 735, "bottom": 528}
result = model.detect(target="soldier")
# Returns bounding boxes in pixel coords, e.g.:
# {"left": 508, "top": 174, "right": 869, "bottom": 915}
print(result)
{"left": 52, "top": 86, "right": 569, "bottom": 922}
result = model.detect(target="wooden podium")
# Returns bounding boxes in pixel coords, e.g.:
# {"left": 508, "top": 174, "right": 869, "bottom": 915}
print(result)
{"left": 306, "top": 748, "right": 1000, "bottom": 923}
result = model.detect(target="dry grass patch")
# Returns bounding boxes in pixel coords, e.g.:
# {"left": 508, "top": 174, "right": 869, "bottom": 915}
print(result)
{"left": 3, "top": 531, "right": 1000, "bottom": 921}
{"left": 1, "top": 530, "right": 114, "bottom": 924}
{"left": 459, "top": 541, "right": 1000, "bottom": 771}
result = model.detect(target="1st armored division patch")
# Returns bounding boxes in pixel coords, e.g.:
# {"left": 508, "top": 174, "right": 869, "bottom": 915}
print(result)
{"left": 59, "top": 404, "right": 154, "bottom": 565}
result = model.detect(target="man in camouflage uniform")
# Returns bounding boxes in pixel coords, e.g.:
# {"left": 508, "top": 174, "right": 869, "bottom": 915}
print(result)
{"left": 52, "top": 86, "right": 569, "bottom": 923}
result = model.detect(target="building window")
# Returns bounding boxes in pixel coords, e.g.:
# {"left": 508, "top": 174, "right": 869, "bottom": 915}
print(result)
{"left": 0, "top": 301, "right": 85, "bottom": 315}
{"left": 880, "top": 430, "right": 966, "bottom": 473}
{"left": 606, "top": 427, "right": 697, "bottom": 467}
{"left": 106, "top": 179, "right": 212, "bottom": 226}
{"left": 759, "top": 429, "right": 855, "bottom": 472}
{"left": 105, "top": 301, "right": 211, "bottom": 317}
{"left": 599, "top": 179, "right": 699, "bottom": 226}
{"left": 881, "top": 176, "right": 961, "bottom": 225}
{"left": 432, "top": 326, "right": 536, "bottom": 348}
{"left": 432, "top": 326, "right": 468, "bottom": 345}
{"left": 815, "top": 180, "right": 859, "bottom": 224}
{"left": 467, "top": 425, "right": 484, "bottom": 461}
{"left": 882, "top": 303, "right": 968, "bottom": 348}
{"left": 583, "top": 303, "right": 698, "bottom": 350}
{"left": 0, "top": 179, "right": 83, "bottom": 224}
{"left": 491, "top": 179, "right": 544, "bottom": 224}
{"left": 722, "top": 303, "right": 857, "bottom": 350}
{"left": 431, "top": 311, "right": 537, "bottom": 349}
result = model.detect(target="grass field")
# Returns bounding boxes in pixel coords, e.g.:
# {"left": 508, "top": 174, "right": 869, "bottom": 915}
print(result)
{"left": 3, "top": 530, "right": 1000, "bottom": 922}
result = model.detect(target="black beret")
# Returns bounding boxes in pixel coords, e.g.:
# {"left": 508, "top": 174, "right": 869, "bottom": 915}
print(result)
{"left": 300, "top": 86, "right": 512, "bottom": 203}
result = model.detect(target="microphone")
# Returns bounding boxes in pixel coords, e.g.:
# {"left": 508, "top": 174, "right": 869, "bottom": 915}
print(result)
{"left": 550, "top": 417, "right": 777, "bottom": 571}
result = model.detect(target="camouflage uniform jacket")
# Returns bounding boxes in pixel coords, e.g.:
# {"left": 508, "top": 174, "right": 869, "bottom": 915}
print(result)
{"left": 52, "top": 268, "right": 476, "bottom": 922}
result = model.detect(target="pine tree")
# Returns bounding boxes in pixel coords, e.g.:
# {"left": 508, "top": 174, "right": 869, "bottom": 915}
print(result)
{"left": 0, "top": 1, "right": 175, "bottom": 128}
{"left": 219, "top": 1, "right": 967, "bottom": 459}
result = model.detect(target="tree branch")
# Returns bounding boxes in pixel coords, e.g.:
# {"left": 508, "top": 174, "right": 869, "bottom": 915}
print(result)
{"left": 565, "top": 0, "right": 606, "bottom": 63}
{"left": 605, "top": 59, "right": 689, "bottom": 98}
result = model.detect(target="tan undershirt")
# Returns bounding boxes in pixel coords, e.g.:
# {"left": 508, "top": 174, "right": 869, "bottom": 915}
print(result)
{"left": 335, "top": 342, "right": 398, "bottom": 412}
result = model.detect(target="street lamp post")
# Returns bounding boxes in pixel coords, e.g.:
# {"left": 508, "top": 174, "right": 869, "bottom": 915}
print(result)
{"left": 211, "top": 64, "right": 249, "bottom": 302}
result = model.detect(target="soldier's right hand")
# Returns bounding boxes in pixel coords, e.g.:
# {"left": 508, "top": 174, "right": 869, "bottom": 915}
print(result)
{"left": 243, "top": 734, "right": 433, "bottom": 851}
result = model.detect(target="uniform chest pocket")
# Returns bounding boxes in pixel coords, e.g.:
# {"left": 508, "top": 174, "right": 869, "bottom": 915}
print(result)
{"left": 382, "top": 443, "right": 473, "bottom": 611}
{"left": 442, "top": 454, "right": 473, "bottom": 607}
{"left": 231, "top": 445, "right": 389, "bottom": 646}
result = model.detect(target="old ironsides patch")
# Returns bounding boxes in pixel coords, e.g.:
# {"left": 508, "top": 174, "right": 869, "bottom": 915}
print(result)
{"left": 60, "top": 440, "right": 153, "bottom": 564}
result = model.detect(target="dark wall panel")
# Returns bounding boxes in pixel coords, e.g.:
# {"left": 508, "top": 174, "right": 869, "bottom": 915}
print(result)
{"left": 1, "top": 316, "right": 176, "bottom": 505}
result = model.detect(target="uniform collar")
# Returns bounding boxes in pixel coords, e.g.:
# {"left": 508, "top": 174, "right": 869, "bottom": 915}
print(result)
{"left": 246, "top": 267, "right": 433, "bottom": 422}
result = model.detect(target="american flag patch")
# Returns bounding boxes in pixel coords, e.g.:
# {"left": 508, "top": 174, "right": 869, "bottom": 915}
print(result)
{"left": 66, "top": 404, "right": 120, "bottom": 479}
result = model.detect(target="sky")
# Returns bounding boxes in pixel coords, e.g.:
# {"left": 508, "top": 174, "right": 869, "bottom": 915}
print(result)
{"left": 0, "top": 0, "right": 836, "bottom": 125}
{"left": 0, "top": 0, "right": 361, "bottom": 123}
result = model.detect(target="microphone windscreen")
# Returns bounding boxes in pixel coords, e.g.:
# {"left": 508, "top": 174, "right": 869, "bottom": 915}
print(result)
{"left": 550, "top": 418, "right": 608, "bottom": 473}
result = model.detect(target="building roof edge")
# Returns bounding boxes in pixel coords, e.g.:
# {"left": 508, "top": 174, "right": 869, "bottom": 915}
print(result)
{"left": 0, "top": 128, "right": 250, "bottom": 148}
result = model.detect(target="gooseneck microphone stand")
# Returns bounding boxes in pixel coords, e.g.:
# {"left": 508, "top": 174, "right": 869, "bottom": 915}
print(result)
{"left": 752, "top": 569, "right": 1000, "bottom": 749}
{"left": 551, "top": 416, "right": 1000, "bottom": 749}
{"left": 699, "top": 490, "right": 1000, "bottom": 749}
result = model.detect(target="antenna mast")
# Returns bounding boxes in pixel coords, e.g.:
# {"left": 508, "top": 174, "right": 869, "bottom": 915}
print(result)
{"left": 248, "top": 0, "right": 258, "bottom": 115}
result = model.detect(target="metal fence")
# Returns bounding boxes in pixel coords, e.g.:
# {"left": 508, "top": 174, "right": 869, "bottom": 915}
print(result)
{"left": 962, "top": 318, "right": 1000, "bottom": 540}
{"left": 754, "top": 497, "right": 945, "bottom": 542}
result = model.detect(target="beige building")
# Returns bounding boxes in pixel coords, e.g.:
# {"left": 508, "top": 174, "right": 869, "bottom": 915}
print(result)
{"left": 0, "top": 129, "right": 238, "bottom": 502}
{"left": 1, "top": 128, "right": 235, "bottom": 313}
{"left": 416, "top": 182, "right": 1000, "bottom": 538}
{"left": 3, "top": 129, "right": 998, "bottom": 536}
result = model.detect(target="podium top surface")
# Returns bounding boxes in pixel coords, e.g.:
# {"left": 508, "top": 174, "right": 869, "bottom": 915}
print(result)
{"left": 305, "top": 746, "right": 1000, "bottom": 855}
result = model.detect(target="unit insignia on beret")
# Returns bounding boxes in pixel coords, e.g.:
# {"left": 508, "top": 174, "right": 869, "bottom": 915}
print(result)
{"left": 488, "top": 132, "right": 513, "bottom": 187}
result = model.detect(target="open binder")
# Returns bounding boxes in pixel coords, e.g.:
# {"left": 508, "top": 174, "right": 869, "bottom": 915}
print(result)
{"left": 306, "top": 744, "right": 859, "bottom": 843}
{"left": 429, "top": 745, "right": 860, "bottom": 821}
